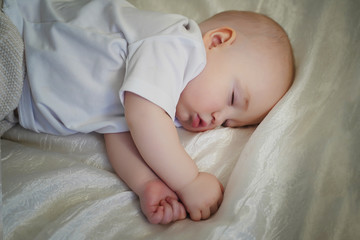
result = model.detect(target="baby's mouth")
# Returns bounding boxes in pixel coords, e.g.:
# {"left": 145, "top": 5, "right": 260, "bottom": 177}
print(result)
{"left": 191, "top": 114, "right": 207, "bottom": 128}
{"left": 191, "top": 114, "right": 200, "bottom": 128}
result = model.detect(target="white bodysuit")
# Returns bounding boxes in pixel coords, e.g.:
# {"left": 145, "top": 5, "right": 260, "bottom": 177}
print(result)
{"left": 3, "top": 0, "right": 206, "bottom": 135}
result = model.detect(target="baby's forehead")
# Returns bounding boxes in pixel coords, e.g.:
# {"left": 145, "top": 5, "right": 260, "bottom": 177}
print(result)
{"left": 248, "top": 38, "right": 293, "bottom": 83}
{"left": 234, "top": 44, "right": 292, "bottom": 92}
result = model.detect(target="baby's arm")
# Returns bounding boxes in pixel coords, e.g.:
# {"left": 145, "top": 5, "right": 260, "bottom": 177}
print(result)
{"left": 124, "top": 92, "right": 224, "bottom": 220}
{"left": 104, "top": 132, "right": 186, "bottom": 224}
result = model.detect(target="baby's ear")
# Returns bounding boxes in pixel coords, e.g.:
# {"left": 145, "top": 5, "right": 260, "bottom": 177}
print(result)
{"left": 203, "top": 27, "right": 236, "bottom": 50}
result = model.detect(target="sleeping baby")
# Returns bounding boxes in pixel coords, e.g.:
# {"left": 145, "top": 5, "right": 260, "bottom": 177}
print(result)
{"left": 3, "top": 0, "right": 294, "bottom": 224}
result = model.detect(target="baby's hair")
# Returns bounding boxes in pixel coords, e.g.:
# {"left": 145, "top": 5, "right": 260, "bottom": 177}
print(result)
{"left": 202, "top": 11, "right": 295, "bottom": 87}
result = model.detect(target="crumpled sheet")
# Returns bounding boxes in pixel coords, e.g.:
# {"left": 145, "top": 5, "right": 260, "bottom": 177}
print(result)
{"left": 1, "top": 0, "right": 360, "bottom": 239}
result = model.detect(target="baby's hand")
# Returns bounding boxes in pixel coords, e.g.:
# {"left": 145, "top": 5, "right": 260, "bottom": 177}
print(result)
{"left": 138, "top": 179, "right": 187, "bottom": 224}
{"left": 176, "top": 172, "right": 224, "bottom": 221}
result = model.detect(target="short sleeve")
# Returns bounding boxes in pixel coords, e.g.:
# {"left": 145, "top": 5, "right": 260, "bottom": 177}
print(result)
{"left": 119, "top": 19, "right": 206, "bottom": 120}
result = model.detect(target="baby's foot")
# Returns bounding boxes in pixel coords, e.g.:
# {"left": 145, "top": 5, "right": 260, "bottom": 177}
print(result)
{"left": 138, "top": 179, "right": 186, "bottom": 224}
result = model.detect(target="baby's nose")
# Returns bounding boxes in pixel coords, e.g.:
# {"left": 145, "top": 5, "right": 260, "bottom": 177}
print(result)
{"left": 211, "top": 111, "right": 226, "bottom": 126}
{"left": 212, "top": 106, "right": 234, "bottom": 126}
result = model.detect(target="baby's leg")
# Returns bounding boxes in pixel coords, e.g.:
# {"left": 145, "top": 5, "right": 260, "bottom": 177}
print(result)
{"left": 104, "top": 132, "right": 186, "bottom": 224}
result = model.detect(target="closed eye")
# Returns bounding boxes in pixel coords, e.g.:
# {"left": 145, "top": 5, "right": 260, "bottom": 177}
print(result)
{"left": 221, "top": 120, "right": 228, "bottom": 127}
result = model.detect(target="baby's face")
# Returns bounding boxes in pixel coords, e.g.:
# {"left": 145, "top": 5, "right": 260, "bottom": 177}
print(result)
{"left": 176, "top": 38, "right": 290, "bottom": 132}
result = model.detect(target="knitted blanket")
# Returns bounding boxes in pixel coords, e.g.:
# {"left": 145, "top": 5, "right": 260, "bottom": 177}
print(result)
{"left": 0, "top": 10, "right": 24, "bottom": 136}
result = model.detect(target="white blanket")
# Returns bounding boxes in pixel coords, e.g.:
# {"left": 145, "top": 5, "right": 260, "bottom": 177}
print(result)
{"left": 2, "top": 0, "right": 360, "bottom": 239}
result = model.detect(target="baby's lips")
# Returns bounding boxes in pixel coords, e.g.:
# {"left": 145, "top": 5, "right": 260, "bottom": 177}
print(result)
{"left": 199, "top": 117, "right": 208, "bottom": 127}
{"left": 191, "top": 114, "right": 200, "bottom": 128}
{"left": 192, "top": 114, "right": 209, "bottom": 128}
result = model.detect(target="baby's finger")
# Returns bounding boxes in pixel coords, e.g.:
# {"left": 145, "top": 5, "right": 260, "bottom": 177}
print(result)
{"left": 189, "top": 209, "right": 202, "bottom": 221}
{"left": 166, "top": 197, "right": 180, "bottom": 221}
{"left": 179, "top": 204, "right": 187, "bottom": 220}
{"left": 201, "top": 207, "right": 211, "bottom": 220}
{"left": 167, "top": 197, "right": 186, "bottom": 221}
{"left": 148, "top": 206, "right": 164, "bottom": 224}
{"left": 160, "top": 200, "right": 173, "bottom": 224}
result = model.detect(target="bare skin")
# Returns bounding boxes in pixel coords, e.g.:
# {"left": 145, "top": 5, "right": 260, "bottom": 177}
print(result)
{"left": 105, "top": 11, "right": 293, "bottom": 224}
{"left": 105, "top": 92, "right": 224, "bottom": 224}
{"left": 105, "top": 132, "right": 187, "bottom": 224}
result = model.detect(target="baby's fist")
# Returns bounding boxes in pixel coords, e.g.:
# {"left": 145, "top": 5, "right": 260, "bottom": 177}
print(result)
{"left": 176, "top": 172, "right": 224, "bottom": 221}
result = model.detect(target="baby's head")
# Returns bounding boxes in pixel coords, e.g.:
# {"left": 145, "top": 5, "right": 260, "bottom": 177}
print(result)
{"left": 176, "top": 11, "right": 295, "bottom": 132}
